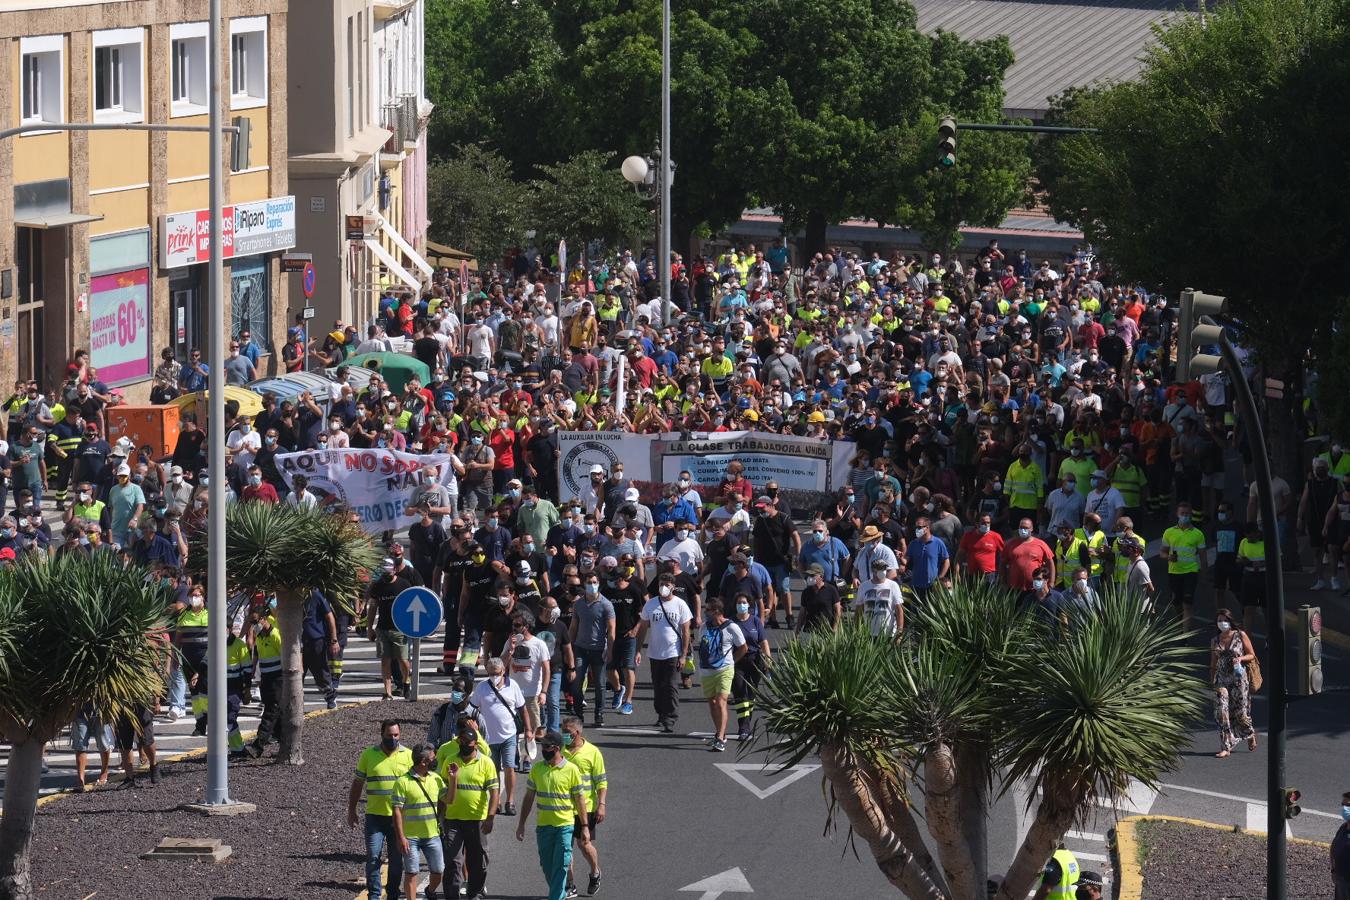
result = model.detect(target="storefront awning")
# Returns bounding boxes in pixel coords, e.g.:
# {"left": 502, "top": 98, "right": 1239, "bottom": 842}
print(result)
{"left": 364, "top": 238, "right": 420, "bottom": 290}
{"left": 374, "top": 213, "right": 434, "bottom": 279}
{"left": 15, "top": 211, "right": 104, "bottom": 229}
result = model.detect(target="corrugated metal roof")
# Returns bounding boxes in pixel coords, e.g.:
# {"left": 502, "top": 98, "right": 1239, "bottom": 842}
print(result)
{"left": 917, "top": 0, "right": 1188, "bottom": 115}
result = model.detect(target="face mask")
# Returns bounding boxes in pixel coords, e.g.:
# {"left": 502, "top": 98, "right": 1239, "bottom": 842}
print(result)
{"left": 676, "top": 528, "right": 690, "bottom": 541}
{"left": 1071, "top": 448, "right": 1082, "bottom": 457}
{"left": 658, "top": 585, "right": 673, "bottom": 598}
{"left": 678, "top": 478, "right": 690, "bottom": 487}
{"left": 1018, "top": 527, "right": 1031, "bottom": 540}
{"left": 498, "top": 595, "right": 512, "bottom": 607}
{"left": 1341, "top": 805, "right": 1350, "bottom": 822}
{"left": 1064, "top": 482, "right": 1076, "bottom": 492}
{"left": 1074, "top": 578, "right": 1088, "bottom": 593}
{"left": 978, "top": 523, "right": 990, "bottom": 535}
{"left": 1032, "top": 578, "right": 1046, "bottom": 592}
{"left": 450, "top": 691, "right": 465, "bottom": 704}
{"left": 1178, "top": 515, "right": 1191, "bottom": 526}
{"left": 472, "top": 553, "right": 486, "bottom": 565}
{"left": 1217, "top": 621, "right": 1232, "bottom": 632}
{"left": 736, "top": 602, "right": 750, "bottom": 615}
{"left": 485, "top": 517, "right": 498, "bottom": 529}
{"left": 382, "top": 737, "right": 401, "bottom": 752}
{"left": 584, "top": 583, "right": 599, "bottom": 596}
{"left": 813, "top": 530, "right": 827, "bottom": 543}
{"left": 914, "top": 526, "right": 926, "bottom": 539}
{"left": 79, "top": 492, "right": 91, "bottom": 503}
{"left": 190, "top": 594, "right": 205, "bottom": 609}
{"left": 1217, "top": 512, "right": 1229, "bottom": 522}
{"left": 250, "top": 475, "right": 263, "bottom": 486}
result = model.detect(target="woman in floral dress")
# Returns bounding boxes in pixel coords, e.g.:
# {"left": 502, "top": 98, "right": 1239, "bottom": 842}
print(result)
{"left": 1209, "top": 607, "right": 1258, "bottom": 758}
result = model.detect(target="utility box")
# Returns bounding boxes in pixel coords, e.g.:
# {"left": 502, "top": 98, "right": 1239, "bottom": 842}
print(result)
{"left": 108, "top": 404, "right": 181, "bottom": 460}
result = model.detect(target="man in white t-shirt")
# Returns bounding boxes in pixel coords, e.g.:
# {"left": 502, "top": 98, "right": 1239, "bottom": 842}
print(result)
{"left": 854, "top": 558, "right": 905, "bottom": 637}
{"left": 695, "top": 599, "right": 746, "bottom": 752}
{"left": 469, "top": 657, "right": 526, "bottom": 814}
{"left": 504, "top": 613, "right": 550, "bottom": 767}
{"left": 635, "top": 574, "right": 693, "bottom": 734}
{"left": 656, "top": 523, "right": 703, "bottom": 575}
{"left": 225, "top": 417, "right": 262, "bottom": 470}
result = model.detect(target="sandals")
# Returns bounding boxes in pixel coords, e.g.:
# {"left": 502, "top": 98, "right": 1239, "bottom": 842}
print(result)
{"left": 1247, "top": 735, "right": 1258, "bottom": 751}
{"left": 1215, "top": 750, "right": 1231, "bottom": 758}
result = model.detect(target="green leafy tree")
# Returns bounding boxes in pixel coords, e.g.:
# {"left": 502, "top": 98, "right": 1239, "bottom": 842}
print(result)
{"left": 747, "top": 5, "right": 1031, "bottom": 251}
{"left": 1034, "top": 0, "right": 1350, "bottom": 460}
{"left": 756, "top": 579, "right": 1203, "bottom": 899}
{"left": 188, "top": 503, "right": 381, "bottom": 766}
{"left": 427, "top": 144, "right": 533, "bottom": 264}
{"left": 530, "top": 151, "right": 651, "bottom": 250}
{"left": 0, "top": 555, "right": 169, "bottom": 900}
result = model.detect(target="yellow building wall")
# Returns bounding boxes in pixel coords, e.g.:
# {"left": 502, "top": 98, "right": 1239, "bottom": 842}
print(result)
{"left": 228, "top": 169, "right": 271, "bottom": 203}
{"left": 88, "top": 129, "right": 150, "bottom": 192}
{"left": 90, "top": 188, "right": 151, "bottom": 235}
{"left": 167, "top": 179, "right": 210, "bottom": 214}
{"left": 166, "top": 113, "right": 210, "bottom": 182}
{"left": 13, "top": 132, "right": 70, "bottom": 185}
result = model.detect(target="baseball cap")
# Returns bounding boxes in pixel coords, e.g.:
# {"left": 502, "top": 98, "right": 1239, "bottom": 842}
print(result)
{"left": 1078, "top": 871, "right": 1104, "bottom": 888}
{"left": 624, "top": 487, "right": 639, "bottom": 501}
{"left": 589, "top": 464, "right": 606, "bottom": 475}
{"left": 806, "top": 563, "right": 824, "bottom": 576}
{"left": 116, "top": 463, "right": 132, "bottom": 476}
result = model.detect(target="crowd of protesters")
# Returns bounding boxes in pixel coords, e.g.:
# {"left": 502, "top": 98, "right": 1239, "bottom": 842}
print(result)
{"left": 30, "top": 235, "right": 1350, "bottom": 899}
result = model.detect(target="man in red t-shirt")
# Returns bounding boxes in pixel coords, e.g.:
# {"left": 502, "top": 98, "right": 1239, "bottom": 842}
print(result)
{"left": 1001, "top": 516, "right": 1056, "bottom": 591}
{"left": 957, "top": 513, "right": 1005, "bottom": 581}
{"left": 488, "top": 421, "right": 516, "bottom": 495}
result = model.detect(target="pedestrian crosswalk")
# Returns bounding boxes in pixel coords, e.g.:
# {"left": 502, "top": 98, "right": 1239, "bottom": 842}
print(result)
{"left": 2, "top": 626, "right": 451, "bottom": 800}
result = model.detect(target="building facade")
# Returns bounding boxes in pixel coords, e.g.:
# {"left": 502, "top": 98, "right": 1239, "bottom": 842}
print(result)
{"left": 0, "top": 0, "right": 291, "bottom": 400}
{"left": 287, "top": 0, "right": 432, "bottom": 334}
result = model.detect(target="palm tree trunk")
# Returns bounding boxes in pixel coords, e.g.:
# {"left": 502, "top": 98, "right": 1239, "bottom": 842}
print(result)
{"left": 818, "top": 742, "right": 949, "bottom": 899}
{"left": 0, "top": 737, "right": 45, "bottom": 900}
{"left": 922, "top": 743, "right": 979, "bottom": 900}
{"left": 955, "top": 745, "right": 989, "bottom": 897}
{"left": 274, "top": 590, "right": 307, "bottom": 766}
{"left": 996, "top": 774, "right": 1079, "bottom": 900}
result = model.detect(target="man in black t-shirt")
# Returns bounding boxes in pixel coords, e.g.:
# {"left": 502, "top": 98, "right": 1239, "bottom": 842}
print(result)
{"left": 434, "top": 524, "right": 475, "bottom": 673}
{"left": 798, "top": 564, "right": 843, "bottom": 632}
{"left": 366, "top": 562, "right": 412, "bottom": 698}
{"left": 600, "top": 558, "right": 645, "bottom": 716}
{"left": 412, "top": 325, "right": 441, "bottom": 371}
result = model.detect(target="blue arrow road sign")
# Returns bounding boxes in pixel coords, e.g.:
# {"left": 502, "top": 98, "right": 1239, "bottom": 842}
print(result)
{"left": 391, "top": 586, "right": 442, "bottom": 639}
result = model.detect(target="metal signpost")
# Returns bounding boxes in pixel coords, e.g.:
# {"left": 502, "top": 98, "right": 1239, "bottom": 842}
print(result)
{"left": 391, "top": 586, "right": 443, "bottom": 702}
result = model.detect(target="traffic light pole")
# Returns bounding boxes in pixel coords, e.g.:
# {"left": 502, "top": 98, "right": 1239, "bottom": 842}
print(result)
{"left": 1212, "top": 327, "right": 1287, "bottom": 898}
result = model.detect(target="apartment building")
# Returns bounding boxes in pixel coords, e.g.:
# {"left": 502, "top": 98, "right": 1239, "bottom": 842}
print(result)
{"left": 0, "top": 0, "right": 291, "bottom": 398}
{"left": 288, "top": 0, "right": 433, "bottom": 331}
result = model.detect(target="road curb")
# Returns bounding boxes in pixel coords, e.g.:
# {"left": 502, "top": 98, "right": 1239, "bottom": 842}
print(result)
{"left": 1113, "top": 814, "right": 1331, "bottom": 899}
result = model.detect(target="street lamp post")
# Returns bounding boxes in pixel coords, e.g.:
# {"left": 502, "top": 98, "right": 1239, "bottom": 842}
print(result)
{"left": 619, "top": 0, "right": 673, "bottom": 328}
{"left": 1186, "top": 294, "right": 1287, "bottom": 899}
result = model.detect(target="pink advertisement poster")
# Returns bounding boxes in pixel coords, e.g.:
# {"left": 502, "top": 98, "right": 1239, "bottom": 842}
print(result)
{"left": 89, "top": 268, "right": 151, "bottom": 385}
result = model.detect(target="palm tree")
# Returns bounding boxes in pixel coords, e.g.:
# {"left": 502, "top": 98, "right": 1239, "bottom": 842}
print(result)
{"left": 189, "top": 502, "right": 380, "bottom": 765}
{"left": 755, "top": 577, "right": 1205, "bottom": 900}
{"left": 0, "top": 554, "right": 169, "bottom": 900}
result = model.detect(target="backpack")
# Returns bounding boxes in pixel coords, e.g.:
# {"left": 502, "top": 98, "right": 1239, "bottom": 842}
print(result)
{"left": 698, "top": 623, "right": 728, "bottom": 669}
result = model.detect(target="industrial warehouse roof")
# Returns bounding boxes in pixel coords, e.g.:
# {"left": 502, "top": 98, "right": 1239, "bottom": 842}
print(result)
{"left": 916, "top": 0, "right": 1190, "bottom": 118}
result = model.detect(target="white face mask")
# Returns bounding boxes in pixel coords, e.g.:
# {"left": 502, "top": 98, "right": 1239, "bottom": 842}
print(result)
{"left": 659, "top": 585, "right": 673, "bottom": 598}
{"left": 1217, "top": 621, "right": 1232, "bottom": 632}
{"left": 190, "top": 594, "right": 205, "bottom": 609}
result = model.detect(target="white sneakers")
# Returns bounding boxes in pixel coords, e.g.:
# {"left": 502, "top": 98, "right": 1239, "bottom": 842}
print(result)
{"left": 1312, "top": 580, "right": 1327, "bottom": 591}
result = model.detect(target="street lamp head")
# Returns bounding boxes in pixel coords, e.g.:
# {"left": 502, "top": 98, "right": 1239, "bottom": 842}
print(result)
{"left": 621, "top": 155, "right": 651, "bottom": 185}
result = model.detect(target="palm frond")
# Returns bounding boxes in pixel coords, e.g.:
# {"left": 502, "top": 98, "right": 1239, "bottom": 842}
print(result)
{"left": 995, "top": 583, "right": 1206, "bottom": 810}
{"left": 0, "top": 554, "right": 169, "bottom": 737}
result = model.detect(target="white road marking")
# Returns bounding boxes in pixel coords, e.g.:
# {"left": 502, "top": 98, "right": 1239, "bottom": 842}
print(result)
{"left": 1159, "top": 782, "right": 1342, "bottom": 819}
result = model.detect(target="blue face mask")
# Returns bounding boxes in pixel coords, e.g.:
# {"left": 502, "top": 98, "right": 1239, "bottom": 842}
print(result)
{"left": 451, "top": 691, "right": 465, "bottom": 704}
{"left": 1342, "top": 805, "right": 1350, "bottom": 822}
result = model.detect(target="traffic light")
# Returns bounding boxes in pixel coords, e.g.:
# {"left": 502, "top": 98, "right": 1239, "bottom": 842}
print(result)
{"left": 1283, "top": 788, "right": 1302, "bottom": 819}
{"left": 230, "top": 116, "right": 252, "bottom": 173}
{"left": 938, "top": 117, "right": 957, "bottom": 167}
{"left": 1179, "top": 288, "right": 1228, "bottom": 382}
{"left": 1298, "top": 605, "right": 1323, "bottom": 695}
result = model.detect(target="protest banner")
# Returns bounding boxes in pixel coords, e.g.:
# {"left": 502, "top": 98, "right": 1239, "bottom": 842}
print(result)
{"left": 275, "top": 447, "right": 455, "bottom": 534}
{"left": 556, "top": 430, "right": 854, "bottom": 508}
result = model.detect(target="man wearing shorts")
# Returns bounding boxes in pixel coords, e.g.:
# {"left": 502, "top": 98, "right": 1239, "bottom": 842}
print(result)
{"left": 368, "top": 559, "right": 413, "bottom": 699}
{"left": 1161, "top": 502, "right": 1206, "bottom": 629}
{"left": 392, "top": 743, "right": 447, "bottom": 900}
{"left": 695, "top": 599, "right": 747, "bottom": 753}
{"left": 470, "top": 657, "right": 525, "bottom": 815}
{"left": 115, "top": 702, "right": 160, "bottom": 786}
{"left": 71, "top": 702, "right": 114, "bottom": 790}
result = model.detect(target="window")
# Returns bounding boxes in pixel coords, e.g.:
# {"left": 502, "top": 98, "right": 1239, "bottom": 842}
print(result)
{"left": 19, "top": 36, "right": 63, "bottom": 126}
{"left": 170, "top": 23, "right": 207, "bottom": 115}
{"left": 93, "top": 29, "right": 144, "bottom": 122}
{"left": 229, "top": 17, "right": 267, "bottom": 108}
{"left": 346, "top": 16, "right": 356, "bottom": 137}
